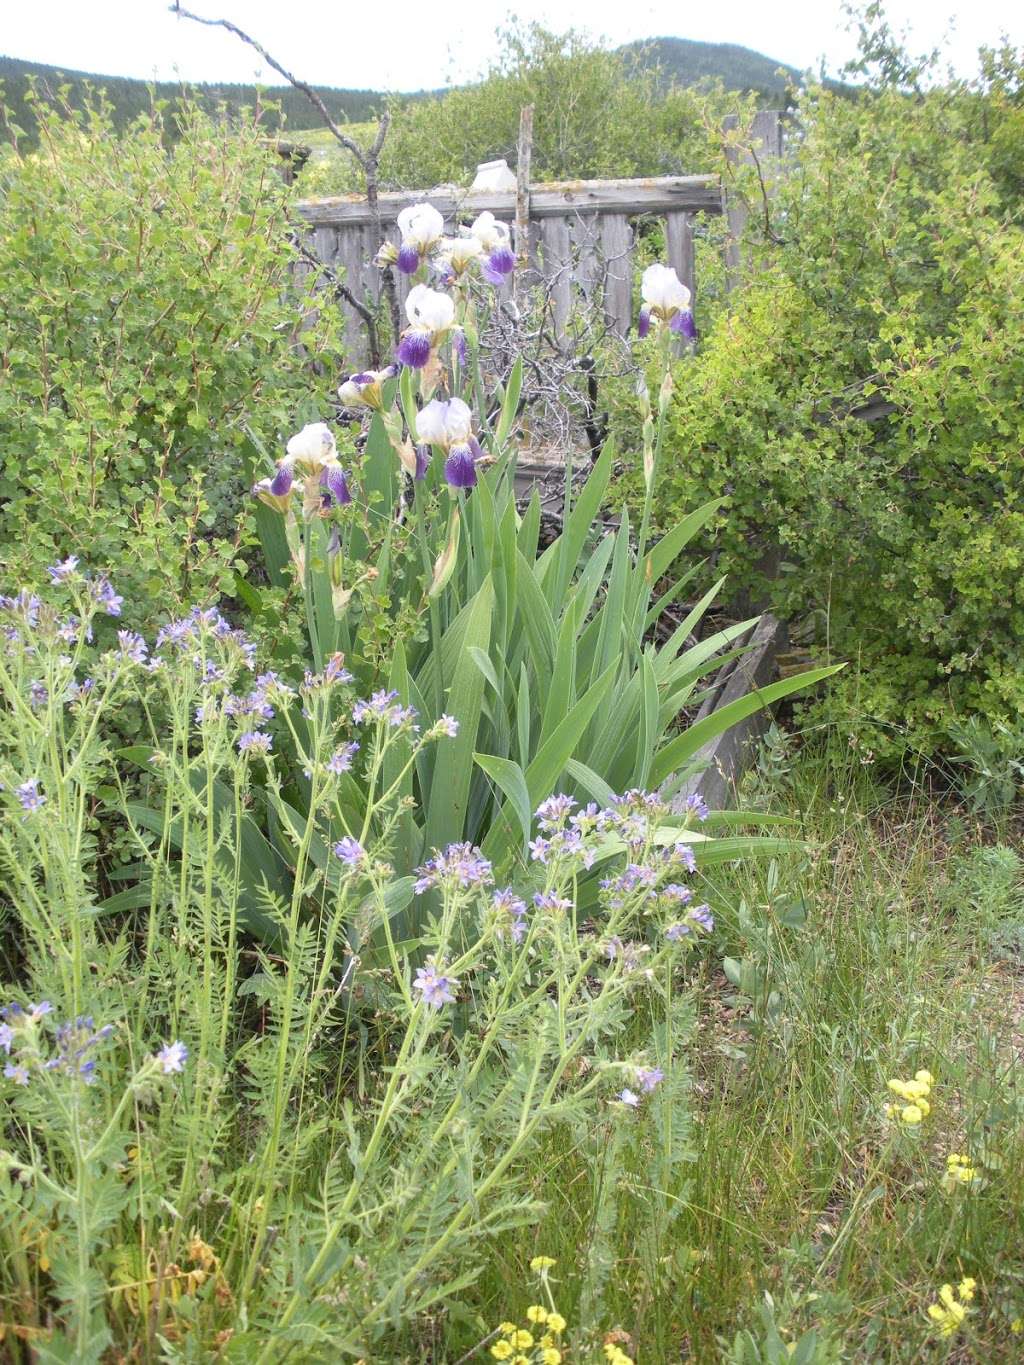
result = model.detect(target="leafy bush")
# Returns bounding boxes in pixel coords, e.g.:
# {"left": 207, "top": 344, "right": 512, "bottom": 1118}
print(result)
{"left": 625, "top": 35, "right": 1024, "bottom": 761}
{"left": 0, "top": 91, "right": 340, "bottom": 632}
{"left": 302, "top": 24, "right": 749, "bottom": 195}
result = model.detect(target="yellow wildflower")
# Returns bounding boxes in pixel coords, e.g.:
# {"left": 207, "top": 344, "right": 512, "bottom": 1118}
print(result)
{"left": 530, "top": 1255, "right": 556, "bottom": 1272}
{"left": 1011, "top": 1317, "right": 1023, "bottom": 1333}
{"left": 491, "top": 1342, "right": 513, "bottom": 1361}
{"left": 511, "top": 1330, "right": 534, "bottom": 1350}
{"left": 942, "top": 1153, "right": 979, "bottom": 1192}
{"left": 927, "top": 1281, "right": 973, "bottom": 1338}
{"left": 541, "top": 1350, "right": 562, "bottom": 1365}
{"left": 513, "top": 1358, "right": 531, "bottom": 1365}
{"left": 526, "top": 1305, "right": 548, "bottom": 1324}
{"left": 498, "top": 1322, "right": 518, "bottom": 1335}
{"left": 915, "top": 1069, "right": 935, "bottom": 1086}
{"left": 901, "top": 1104, "right": 923, "bottom": 1125}
{"left": 547, "top": 1312, "right": 567, "bottom": 1333}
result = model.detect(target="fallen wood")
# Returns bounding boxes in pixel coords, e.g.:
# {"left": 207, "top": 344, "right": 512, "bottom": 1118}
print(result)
{"left": 673, "top": 613, "right": 788, "bottom": 811}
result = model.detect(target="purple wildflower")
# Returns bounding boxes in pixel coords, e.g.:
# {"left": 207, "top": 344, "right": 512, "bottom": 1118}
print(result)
{"left": 431, "top": 715, "right": 459, "bottom": 739}
{"left": 15, "top": 779, "right": 45, "bottom": 815}
{"left": 237, "top": 731, "right": 272, "bottom": 755}
{"left": 665, "top": 922, "right": 691, "bottom": 942}
{"left": 684, "top": 792, "right": 709, "bottom": 821}
{"left": 116, "top": 630, "right": 148, "bottom": 665}
{"left": 637, "top": 308, "right": 651, "bottom": 340}
{"left": 48, "top": 555, "right": 79, "bottom": 583}
{"left": 482, "top": 246, "right": 516, "bottom": 284}
{"left": 352, "top": 689, "right": 416, "bottom": 727}
{"left": 65, "top": 677, "right": 95, "bottom": 705}
{"left": 535, "top": 794, "right": 577, "bottom": 828}
{"left": 661, "top": 883, "right": 693, "bottom": 905}
{"left": 156, "top": 1040, "right": 188, "bottom": 1074}
{"left": 93, "top": 578, "right": 124, "bottom": 617}
{"left": 4, "top": 1062, "right": 30, "bottom": 1087}
{"left": 669, "top": 842, "right": 697, "bottom": 874}
{"left": 413, "top": 963, "right": 458, "bottom": 1009}
{"left": 28, "top": 1002, "right": 52, "bottom": 1021}
{"left": 332, "top": 836, "right": 365, "bottom": 867}
{"left": 327, "top": 742, "right": 359, "bottom": 774}
{"left": 453, "top": 327, "right": 468, "bottom": 366}
{"left": 414, "top": 842, "right": 493, "bottom": 894}
{"left": 0, "top": 1023, "right": 13, "bottom": 1054}
{"left": 28, "top": 680, "right": 48, "bottom": 708}
{"left": 533, "top": 891, "right": 573, "bottom": 914}
{"left": 492, "top": 888, "right": 528, "bottom": 943}
{"left": 689, "top": 903, "right": 714, "bottom": 933}
{"left": 635, "top": 1065, "right": 664, "bottom": 1093}
{"left": 618, "top": 1087, "right": 640, "bottom": 1108}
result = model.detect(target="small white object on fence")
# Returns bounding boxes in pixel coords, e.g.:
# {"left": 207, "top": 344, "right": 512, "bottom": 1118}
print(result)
{"left": 472, "top": 159, "right": 518, "bottom": 192}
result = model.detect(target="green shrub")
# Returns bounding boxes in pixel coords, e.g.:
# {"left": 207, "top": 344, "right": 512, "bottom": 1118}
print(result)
{"left": 0, "top": 91, "right": 340, "bottom": 632}
{"left": 622, "top": 38, "right": 1024, "bottom": 761}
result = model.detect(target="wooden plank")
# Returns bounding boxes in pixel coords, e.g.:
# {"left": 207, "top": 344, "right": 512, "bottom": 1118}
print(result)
{"left": 572, "top": 214, "right": 602, "bottom": 304}
{"left": 723, "top": 110, "right": 782, "bottom": 291}
{"left": 600, "top": 213, "right": 632, "bottom": 336}
{"left": 670, "top": 614, "right": 787, "bottom": 811}
{"left": 540, "top": 216, "right": 572, "bottom": 340}
{"left": 296, "top": 175, "right": 723, "bottom": 227}
{"left": 665, "top": 211, "right": 695, "bottom": 306}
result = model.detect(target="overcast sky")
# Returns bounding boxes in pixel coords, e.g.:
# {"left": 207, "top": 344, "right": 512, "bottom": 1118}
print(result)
{"left": 3, "top": 0, "right": 1021, "bottom": 91}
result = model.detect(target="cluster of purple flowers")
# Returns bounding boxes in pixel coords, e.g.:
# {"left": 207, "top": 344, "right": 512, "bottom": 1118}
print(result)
{"left": 665, "top": 903, "right": 714, "bottom": 940}
{"left": 352, "top": 689, "right": 418, "bottom": 728}
{"left": 414, "top": 842, "right": 493, "bottom": 895}
{"left": 303, "top": 654, "right": 355, "bottom": 692}
{"left": 14, "top": 778, "right": 45, "bottom": 815}
{"left": 327, "top": 741, "right": 360, "bottom": 775}
{"left": 237, "top": 731, "right": 273, "bottom": 756}
{"left": 332, "top": 836, "right": 366, "bottom": 868}
{"left": 491, "top": 888, "right": 529, "bottom": 943}
{"left": 2, "top": 1003, "right": 112, "bottom": 1087}
{"left": 413, "top": 961, "right": 459, "bottom": 1009}
{"left": 528, "top": 794, "right": 602, "bottom": 870}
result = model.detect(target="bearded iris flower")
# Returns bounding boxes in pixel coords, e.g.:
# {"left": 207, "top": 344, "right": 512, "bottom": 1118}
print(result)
{"left": 337, "top": 366, "right": 395, "bottom": 410}
{"left": 396, "top": 284, "right": 457, "bottom": 368}
{"left": 638, "top": 263, "right": 696, "bottom": 340}
{"left": 320, "top": 465, "right": 352, "bottom": 508}
{"left": 395, "top": 201, "right": 445, "bottom": 274}
{"left": 415, "top": 396, "right": 482, "bottom": 488}
{"left": 470, "top": 211, "right": 516, "bottom": 283}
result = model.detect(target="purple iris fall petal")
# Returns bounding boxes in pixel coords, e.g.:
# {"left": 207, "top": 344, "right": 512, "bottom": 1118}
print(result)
{"left": 395, "top": 331, "right": 432, "bottom": 368}
{"left": 269, "top": 462, "right": 294, "bottom": 496}
{"left": 320, "top": 466, "right": 352, "bottom": 506}
{"left": 487, "top": 246, "right": 516, "bottom": 279}
{"left": 414, "top": 444, "right": 431, "bottom": 480}
{"left": 453, "top": 328, "right": 468, "bottom": 366}
{"left": 637, "top": 308, "right": 651, "bottom": 339}
{"left": 396, "top": 244, "right": 420, "bottom": 275}
{"left": 444, "top": 444, "right": 477, "bottom": 489}
{"left": 670, "top": 308, "right": 697, "bottom": 340}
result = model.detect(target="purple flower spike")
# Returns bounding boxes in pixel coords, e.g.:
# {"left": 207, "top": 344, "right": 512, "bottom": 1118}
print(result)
{"left": 395, "top": 331, "right": 432, "bottom": 369}
{"left": 637, "top": 308, "right": 651, "bottom": 340}
{"left": 444, "top": 444, "right": 477, "bottom": 489}
{"left": 396, "top": 244, "right": 421, "bottom": 275}
{"left": 270, "top": 462, "right": 294, "bottom": 497}
{"left": 320, "top": 465, "right": 352, "bottom": 507}
{"left": 414, "top": 443, "right": 431, "bottom": 481}
{"left": 670, "top": 308, "right": 697, "bottom": 340}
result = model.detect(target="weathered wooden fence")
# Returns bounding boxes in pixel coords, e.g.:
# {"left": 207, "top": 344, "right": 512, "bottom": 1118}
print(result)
{"left": 294, "top": 171, "right": 730, "bottom": 361}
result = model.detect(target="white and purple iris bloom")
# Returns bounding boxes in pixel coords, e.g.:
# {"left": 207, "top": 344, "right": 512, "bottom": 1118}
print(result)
{"left": 637, "top": 263, "right": 696, "bottom": 341}
{"left": 253, "top": 423, "right": 352, "bottom": 512}
{"left": 395, "top": 284, "right": 457, "bottom": 369}
{"left": 469, "top": 211, "right": 516, "bottom": 284}
{"left": 415, "top": 396, "right": 482, "bottom": 489}
{"left": 395, "top": 201, "right": 445, "bottom": 275}
{"left": 337, "top": 365, "right": 396, "bottom": 410}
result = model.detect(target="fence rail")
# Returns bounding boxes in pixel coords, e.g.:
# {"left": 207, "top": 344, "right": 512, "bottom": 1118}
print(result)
{"left": 293, "top": 116, "right": 781, "bottom": 364}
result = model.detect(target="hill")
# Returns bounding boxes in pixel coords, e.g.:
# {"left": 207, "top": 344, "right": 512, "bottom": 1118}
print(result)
{"left": 0, "top": 53, "right": 396, "bottom": 140}
{"left": 620, "top": 36, "right": 823, "bottom": 100}
{"left": 0, "top": 38, "right": 830, "bottom": 145}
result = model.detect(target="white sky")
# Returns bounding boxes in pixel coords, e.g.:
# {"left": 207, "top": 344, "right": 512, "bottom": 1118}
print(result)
{"left": 2, "top": 0, "right": 1021, "bottom": 91}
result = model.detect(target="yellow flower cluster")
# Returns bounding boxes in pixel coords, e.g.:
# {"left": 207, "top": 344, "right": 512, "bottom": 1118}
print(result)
{"left": 941, "top": 1152, "right": 980, "bottom": 1192}
{"left": 885, "top": 1069, "right": 934, "bottom": 1125}
{"left": 603, "top": 1342, "right": 635, "bottom": 1365}
{"left": 490, "top": 1262, "right": 566, "bottom": 1365}
{"left": 927, "top": 1278, "right": 976, "bottom": 1338}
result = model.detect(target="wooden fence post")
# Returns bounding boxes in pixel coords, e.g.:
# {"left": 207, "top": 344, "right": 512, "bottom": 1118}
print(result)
{"left": 722, "top": 109, "right": 783, "bottom": 291}
{"left": 514, "top": 105, "right": 534, "bottom": 309}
